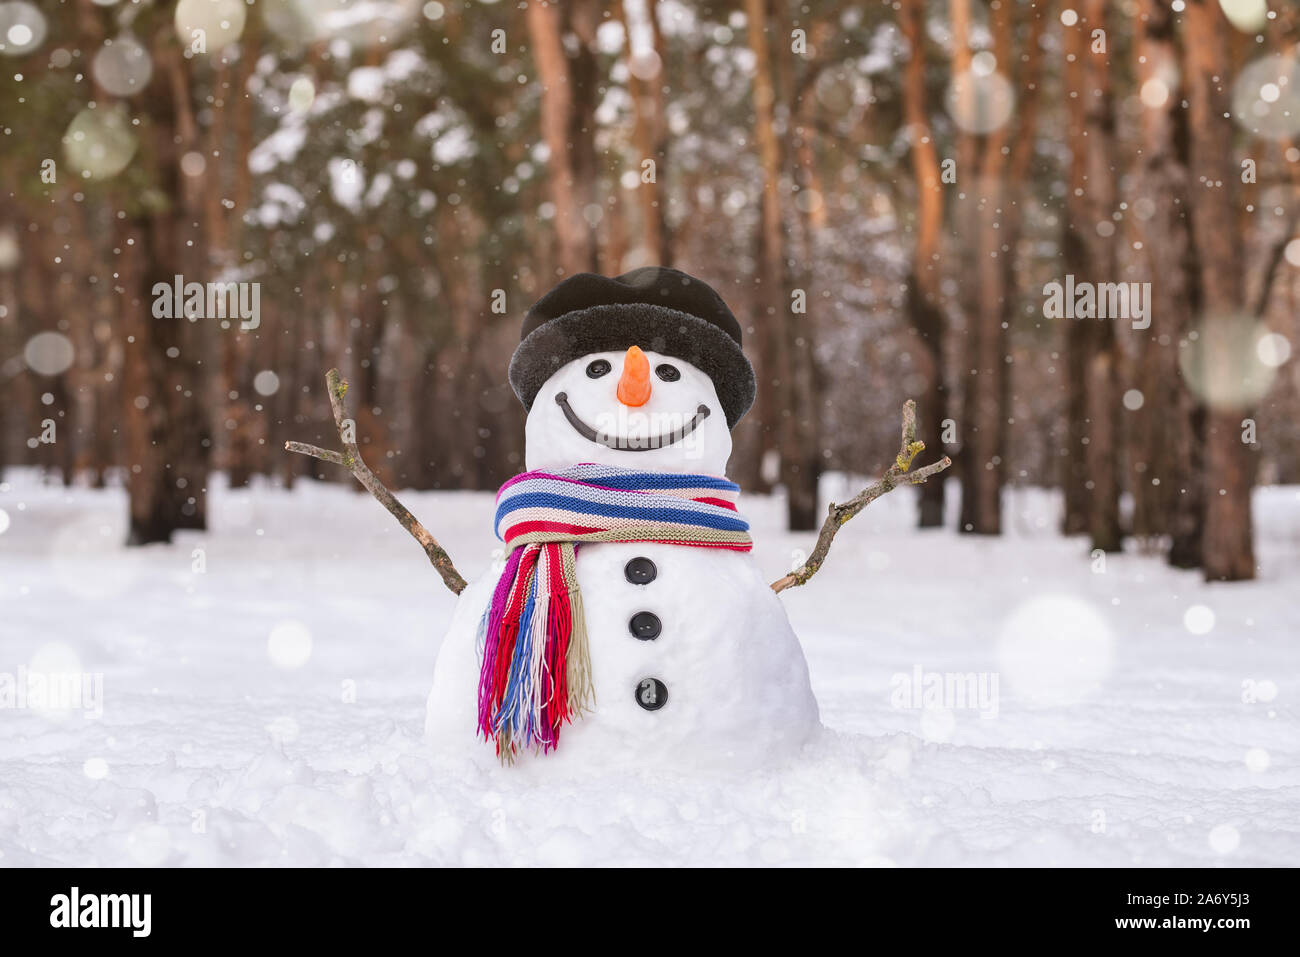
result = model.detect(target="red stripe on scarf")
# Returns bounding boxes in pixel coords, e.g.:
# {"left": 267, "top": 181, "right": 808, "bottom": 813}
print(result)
{"left": 503, "top": 520, "right": 607, "bottom": 540}
{"left": 693, "top": 496, "right": 738, "bottom": 510}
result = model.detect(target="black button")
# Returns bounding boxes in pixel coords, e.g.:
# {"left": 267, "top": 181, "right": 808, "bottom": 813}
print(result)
{"left": 624, "top": 557, "right": 657, "bottom": 585}
{"left": 635, "top": 678, "right": 668, "bottom": 711}
{"left": 655, "top": 363, "right": 681, "bottom": 382}
{"left": 629, "top": 611, "right": 661, "bottom": 641}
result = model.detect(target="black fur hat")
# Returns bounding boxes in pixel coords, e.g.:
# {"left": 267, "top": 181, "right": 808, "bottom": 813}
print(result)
{"left": 507, "top": 266, "right": 756, "bottom": 429}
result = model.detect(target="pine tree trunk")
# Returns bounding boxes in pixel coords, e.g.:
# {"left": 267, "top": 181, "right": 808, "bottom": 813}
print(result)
{"left": 0, "top": 210, "right": 13, "bottom": 477}
{"left": 949, "top": 0, "right": 994, "bottom": 535}
{"left": 745, "top": 0, "right": 819, "bottom": 531}
{"left": 1060, "top": 14, "right": 1091, "bottom": 536}
{"left": 1182, "top": 0, "right": 1256, "bottom": 581}
{"left": 121, "top": 38, "right": 210, "bottom": 545}
{"left": 526, "top": 0, "right": 600, "bottom": 276}
{"left": 900, "top": 0, "right": 947, "bottom": 528}
{"left": 1082, "top": 0, "right": 1124, "bottom": 553}
{"left": 956, "top": 0, "right": 1012, "bottom": 536}
{"left": 623, "top": 0, "right": 671, "bottom": 266}
{"left": 1133, "top": 0, "right": 1204, "bottom": 565}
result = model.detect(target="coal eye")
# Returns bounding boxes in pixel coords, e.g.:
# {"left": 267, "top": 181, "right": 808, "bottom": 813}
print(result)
{"left": 655, "top": 363, "right": 680, "bottom": 382}
{"left": 586, "top": 359, "right": 612, "bottom": 378}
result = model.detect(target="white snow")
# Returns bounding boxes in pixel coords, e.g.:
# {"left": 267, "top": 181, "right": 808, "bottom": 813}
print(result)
{"left": 1, "top": 471, "right": 1298, "bottom": 866}
{"left": 347, "top": 49, "right": 425, "bottom": 103}
{"left": 431, "top": 124, "right": 476, "bottom": 166}
{"left": 327, "top": 157, "right": 364, "bottom": 212}
{"left": 346, "top": 67, "right": 388, "bottom": 104}
{"left": 247, "top": 123, "right": 307, "bottom": 175}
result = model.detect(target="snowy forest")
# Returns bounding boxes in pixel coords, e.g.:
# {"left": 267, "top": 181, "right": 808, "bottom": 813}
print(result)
{"left": 2, "top": 0, "right": 1297, "bottom": 584}
{"left": 2, "top": 0, "right": 1300, "bottom": 872}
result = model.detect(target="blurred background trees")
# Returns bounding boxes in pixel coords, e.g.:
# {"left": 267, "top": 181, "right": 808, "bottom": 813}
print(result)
{"left": 2, "top": 0, "right": 1298, "bottom": 582}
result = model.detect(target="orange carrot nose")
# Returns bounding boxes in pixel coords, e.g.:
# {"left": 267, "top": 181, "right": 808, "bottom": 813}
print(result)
{"left": 616, "top": 345, "right": 652, "bottom": 407}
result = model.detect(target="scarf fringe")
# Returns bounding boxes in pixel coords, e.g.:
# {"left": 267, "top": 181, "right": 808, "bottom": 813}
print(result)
{"left": 560, "top": 545, "right": 594, "bottom": 720}
{"left": 477, "top": 542, "right": 593, "bottom": 761}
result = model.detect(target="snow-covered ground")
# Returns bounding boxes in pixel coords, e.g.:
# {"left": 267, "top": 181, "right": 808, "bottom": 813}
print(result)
{"left": 1, "top": 470, "right": 1297, "bottom": 866}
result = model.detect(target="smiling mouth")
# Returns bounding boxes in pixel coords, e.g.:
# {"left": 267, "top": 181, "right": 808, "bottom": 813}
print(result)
{"left": 555, "top": 392, "right": 711, "bottom": 451}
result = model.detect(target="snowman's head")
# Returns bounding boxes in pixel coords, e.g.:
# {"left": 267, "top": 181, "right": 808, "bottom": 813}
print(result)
{"left": 509, "top": 267, "right": 756, "bottom": 477}
{"left": 524, "top": 345, "right": 732, "bottom": 474}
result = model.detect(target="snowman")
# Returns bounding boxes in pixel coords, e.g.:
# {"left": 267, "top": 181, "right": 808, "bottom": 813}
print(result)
{"left": 424, "top": 267, "right": 821, "bottom": 771}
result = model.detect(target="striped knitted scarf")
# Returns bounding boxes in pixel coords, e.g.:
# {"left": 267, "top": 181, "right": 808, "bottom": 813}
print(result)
{"left": 477, "top": 463, "right": 752, "bottom": 759}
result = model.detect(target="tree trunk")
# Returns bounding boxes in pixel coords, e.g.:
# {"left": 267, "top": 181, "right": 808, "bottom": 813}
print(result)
{"left": 526, "top": 0, "right": 600, "bottom": 276}
{"left": 956, "top": 0, "right": 1012, "bottom": 536}
{"left": 121, "top": 36, "right": 210, "bottom": 544}
{"left": 1081, "top": 0, "right": 1123, "bottom": 553}
{"left": 1182, "top": 0, "right": 1255, "bottom": 581}
{"left": 1061, "top": 12, "right": 1090, "bottom": 536}
{"left": 745, "top": 0, "right": 819, "bottom": 530}
{"left": 1133, "top": 0, "right": 1203, "bottom": 565}
{"left": 0, "top": 193, "right": 15, "bottom": 475}
{"left": 900, "top": 0, "right": 947, "bottom": 528}
{"left": 623, "top": 0, "right": 672, "bottom": 267}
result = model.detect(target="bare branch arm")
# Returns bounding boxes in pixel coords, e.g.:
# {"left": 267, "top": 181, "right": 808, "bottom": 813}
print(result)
{"left": 771, "top": 400, "right": 951, "bottom": 593}
{"left": 286, "top": 369, "right": 468, "bottom": 595}
{"left": 284, "top": 441, "right": 344, "bottom": 466}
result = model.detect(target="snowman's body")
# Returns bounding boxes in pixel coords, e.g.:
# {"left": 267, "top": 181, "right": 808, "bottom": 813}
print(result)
{"left": 424, "top": 287, "right": 823, "bottom": 772}
{"left": 426, "top": 540, "right": 819, "bottom": 771}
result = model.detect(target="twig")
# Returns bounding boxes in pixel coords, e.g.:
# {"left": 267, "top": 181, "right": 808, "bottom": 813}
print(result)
{"left": 771, "top": 400, "right": 952, "bottom": 593}
{"left": 286, "top": 368, "right": 468, "bottom": 595}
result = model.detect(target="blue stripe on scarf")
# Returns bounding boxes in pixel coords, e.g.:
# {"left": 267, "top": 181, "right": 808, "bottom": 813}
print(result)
{"left": 578, "top": 471, "right": 740, "bottom": 493}
{"left": 495, "top": 491, "right": 749, "bottom": 536}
